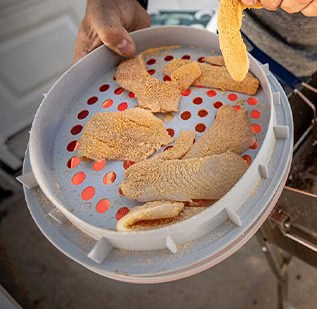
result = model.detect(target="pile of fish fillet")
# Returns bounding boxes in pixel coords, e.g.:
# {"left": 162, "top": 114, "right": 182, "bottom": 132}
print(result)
{"left": 78, "top": 46, "right": 258, "bottom": 232}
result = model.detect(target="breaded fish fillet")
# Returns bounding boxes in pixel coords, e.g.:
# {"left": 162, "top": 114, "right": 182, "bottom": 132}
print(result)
{"left": 152, "top": 130, "right": 195, "bottom": 160}
{"left": 120, "top": 152, "right": 248, "bottom": 202}
{"left": 78, "top": 108, "right": 173, "bottom": 162}
{"left": 184, "top": 105, "right": 255, "bottom": 159}
{"left": 116, "top": 201, "right": 185, "bottom": 231}
{"left": 115, "top": 55, "right": 200, "bottom": 113}
{"left": 164, "top": 59, "right": 259, "bottom": 95}
{"left": 218, "top": 0, "right": 262, "bottom": 81}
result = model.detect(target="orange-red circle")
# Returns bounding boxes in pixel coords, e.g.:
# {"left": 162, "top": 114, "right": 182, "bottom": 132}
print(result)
{"left": 242, "top": 154, "right": 253, "bottom": 165}
{"left": 96, "top": 199, "right": 110, "bottom": 214}
{"left": 72, "top": 172, "right": 86, "bottom": 185}
{"left": 87, "top": 96, "right": 98, "bottom": 105}
{"left": 71, "top": 125, "right": 83, "bottom": 135}
{"left": 182, "top": 89, "right": 191, "bottom": 96}
{"left": 129, "top": 92, "right": 135, "bottom": 98}
{"left": 248, "top": 97, "right": 258, "bottom": 105}
{"left": 250, "top": 141, "right": 259, "bottom": 150}
{"left": 214, "top": 101, "right": 223, "bottom": 109}
{"left": 181, "top": 111, "right": 191, "bottom": 120}
{"left": 198, "top": 109, "right": 208, "bottom": 118}
{"left": 103, "top": 171, "right": 116, "bottom": 185}
{"left": 251, "top": 124, "right": 262, "bottom": 134}
{"left": 81, "top": 186, "right": 95, "bottom": 201}
{"left": 118, "top": 102, "right": 128, "bottom": 111}
{"left": 67, "top": 156, "right": 80, "bottom": 169}
{"left": 195, "top": 123, "right": 206, "bottom": 133}
{"left": 233, "top": 105, "right": 242, "bottom": 112}
{"left": 250, "top": 110, "right": 261, "bottom": 119}
{"left": 92, "top": 160, "right": 106, "bottom": 171}
{"left": 77, "top": 110, "right": 89, "bottom": 119}
{"left": 167, "top": 128, "right": 175, "bottom": 137}
{"left": 123, "top": 160, "right": 135, "bottom": 169}
{"left": 228, "top": 93, "right": 238, "bottom": 101}
{"left": 206, "top": 89, "right": 217, "bottom": 97}
{"left": 116, "top": 207, "right": 130, "bottom": 220}
{"left": 114, "top": 87, "right": 125, "bottom": 95}
{"left": 67, "top": 140, "right": 79, "bottom": 152}
{"left": 102, "top": 99, "right": 113, "bottom": 108}
{"left": 146, "top": 58, "right": 156, "bottom": 65}
{"left": 193, "top": 97, "right": 203, "bottom": 105}
{"left": 99, "top": 84, "right": 110, "bottom": 92}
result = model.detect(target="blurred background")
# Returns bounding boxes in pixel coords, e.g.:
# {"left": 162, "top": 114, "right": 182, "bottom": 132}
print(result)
{"left": 0, "top": 0, "right": 317, "bottom": 308}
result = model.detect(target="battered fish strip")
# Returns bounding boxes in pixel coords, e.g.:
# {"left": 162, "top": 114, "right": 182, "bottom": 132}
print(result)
{"left": 217, "top": 0, "right": 262, "bottom": 81}
{"left": 163, "top": 59, "right": 259, "bottom": 95}
{"left": 120, "top": 152, "right": 248, "bottom": 202}
{"left": 184, "top": 105, "right": 255, "bottom": 159}
{"left": 115, "top": 55, "right": 201, "bottom": 113}
{"left": 78, "top": 108, "right": 173, "bottom": 162}
{"left": 152, "top": 130, "right": 195, "bottom": 160}
{"left": 116, "top": 201, "right": 185, "bottom": 231}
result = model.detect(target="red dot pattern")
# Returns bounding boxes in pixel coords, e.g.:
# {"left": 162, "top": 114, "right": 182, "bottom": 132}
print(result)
{"left": 193, "top": 97, "right": 203, "bottom": 105}
{"left": 118, "top": 102, "right": 128, "bottom": 111}
{"left": 251, "top": 124, "right": 262, "bottom": 134}
{"left": 77, "top": 110, "right": 89, "bottom": 119}
{"left": 81, "top": 186, "right": 95, "bottom": 201}
{"left": 147, "top": 58, "right": 156, "bottom": 65}
{"left": 103, "top": 99, "right": 113, "bottom": 108}
{"left": 116, "top": 207, "right": 130, "bottom": 220}
{"left": 103, "top": 172, "right": 116, "bottom": 185}
{"left": 92, "top": 160, "right": 106, "bottom": 171}
{"left": 181, "top": 111, "right": 191, "bottom": 120}
{"left": 167, "top": 128, "right": 175, "bottom": 137}
{"left": 66, "top": 64, "right": 267, "bottom": 218}
{"left": 182, "top": 55, "right": 191, "bottom": 60}
{"left": 99, "top": 84, "right": 110, "bottom": 92}
{"left": 207, "top": 90, "right": 217, "bottom": 97}
{"left": 67, "top": 140, "right": 79, "bottom": 152}
{"left": 197, "top": 57, "right": 204, "bottom": 63}
{"left": 114, "top": 87, "right": 125, "bottom": 95}
{"left": 164, "top": 55, "right": 173, "bottom": 61}
{"left": 163, "top": 75, "right": 172, "bottom": 81}
{"left": 248, "top": 97, "right": 258, "bottom": 105}
{"left": 214, "top": 101, "right": 223, "bottom": 109}
{"left": 72, "top": 172, "right": 86, "bottom": 185}
{"left": 198, "top": 109, "right": 208, "bottom": 118}
{"left": 195, "top": 123, "right": 206, "bottom": 133}
{"left": 96, "top": 199, "right": 110, "bottom": 214}
{"left": 67, "top": 156, "right": 80, "bottom": 169}
{"left": 71, "top": 125, "right": 83, "bottom": 135}
{"left": 87, "top": 96, "right": 98, "bottom": 105}
{"left": 182, "top": 89, "right": 191, "bottom": 96}
{"left": 228, "top": 93, "right": 238, "bottom": 101}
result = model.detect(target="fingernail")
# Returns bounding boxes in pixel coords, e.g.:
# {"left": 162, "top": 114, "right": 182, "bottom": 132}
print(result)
{"left": 117, "top": 39, "right": 135, "bottom": 56}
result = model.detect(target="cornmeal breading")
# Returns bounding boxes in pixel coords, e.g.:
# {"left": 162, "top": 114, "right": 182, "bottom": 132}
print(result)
{"left": 217, "top": 0, "right": 262, "bottom": 81}
{"left": 78, "top": 108, "right": 173, "bottom": 162}
{"left": 184, "top": 105, "right": 255, "bottom": 159}
{"left": 120, "top": 152, "right": 248, "bottom": 202}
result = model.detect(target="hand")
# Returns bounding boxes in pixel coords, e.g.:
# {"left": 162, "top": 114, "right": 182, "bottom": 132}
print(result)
{"left": 74, "top": 0, "right": 151, "bottom": 62}
{"left": 241, "top": 0, "right": 317, "bottom": 16}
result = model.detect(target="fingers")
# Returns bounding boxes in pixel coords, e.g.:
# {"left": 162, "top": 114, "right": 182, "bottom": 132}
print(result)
{"left": 241, "top": 0, "right": 259, "bottom": 5}
{"left": 260, "top": 0, "right": 283, "bottom": 10}
{"left": 280, "top": 0, "right": 313, "bottom": 13}
{"left": 74, "top": 20, "right": 102, "bottom": 63}
{"left": 301, "top": 0, "right": 317, "bottom": 15}
{"left": 97, "top": 23, "right": 136, "bottom": 57}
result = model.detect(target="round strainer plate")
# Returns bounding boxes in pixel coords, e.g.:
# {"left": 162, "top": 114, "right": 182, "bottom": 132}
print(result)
{"left": 28, "top": 26, "right": 291, "bottom": 255}
{"left": 52, "top": 45, "right": 269, "bottom": 230}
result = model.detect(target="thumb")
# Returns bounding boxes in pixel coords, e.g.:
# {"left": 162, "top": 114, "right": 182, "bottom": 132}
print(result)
{"left": 241, "top": 0, "right": 259, "bottom": 4}
{"left": 98, "top": 24, "right": 136, "bottom": 57}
